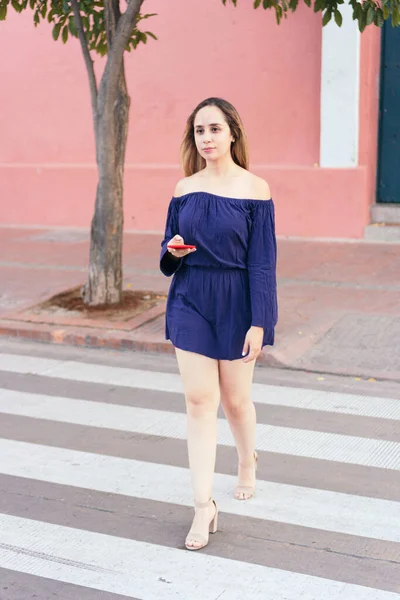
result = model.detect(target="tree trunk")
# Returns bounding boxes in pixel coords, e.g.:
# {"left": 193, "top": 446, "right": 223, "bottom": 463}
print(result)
{"left": 81, "top": 62, "right": 130, "bottom": 306}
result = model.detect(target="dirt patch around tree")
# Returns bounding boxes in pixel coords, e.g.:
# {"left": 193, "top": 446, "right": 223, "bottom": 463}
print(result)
{"left": 30, "top": 286, "right": 167, "bottom": 323}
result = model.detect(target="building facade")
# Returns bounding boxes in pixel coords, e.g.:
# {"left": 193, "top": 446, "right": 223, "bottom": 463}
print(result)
{"left": 0, "top": 0, "right": 398, "bottom": 239}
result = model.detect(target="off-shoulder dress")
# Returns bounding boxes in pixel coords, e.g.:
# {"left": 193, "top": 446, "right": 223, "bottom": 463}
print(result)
{"left": 160, "top": 191, "right": 278, "bottom": 361}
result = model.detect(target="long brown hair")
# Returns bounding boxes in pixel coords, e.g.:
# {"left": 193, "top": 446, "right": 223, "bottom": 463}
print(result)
{"left": 180, "top": 98, "right": 249, "bottom": 177}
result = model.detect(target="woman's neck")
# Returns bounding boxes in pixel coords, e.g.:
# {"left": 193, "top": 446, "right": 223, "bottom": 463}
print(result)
{"left": 203, "top": 157, "right": 240, "bottom": 179}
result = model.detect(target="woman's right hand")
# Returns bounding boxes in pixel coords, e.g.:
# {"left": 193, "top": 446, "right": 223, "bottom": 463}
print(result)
{"left": 167, "top": 235, "right": 197, "bottom": 259}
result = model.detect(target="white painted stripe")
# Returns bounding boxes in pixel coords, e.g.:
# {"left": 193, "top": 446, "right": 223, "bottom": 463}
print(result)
{"left": 0, "top": 353, "right": 184, "bottom": 391}
{"left": 1, "top": 390, "right": 399, "bottom": 470}
{"left": 251, "top": 385, "right": 400, "bottom": 422}
{"left": 0, "top": 353, "right": 67, "bottom": 375}
{"left": 1, "top": 514, "right": 398, "bottom": 600}
{"left": 1, "top": 439, "right": 399, "bottom": 543}
{"left": 1, "top": 353, "right": 400, "bottom": 421}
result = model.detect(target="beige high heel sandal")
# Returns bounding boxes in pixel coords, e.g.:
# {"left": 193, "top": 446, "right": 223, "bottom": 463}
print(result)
{"left": 235, "top": 451, "right": 258, "bottom": 500}
{"left": 185, "top": 498, "right": 218, "bottom": 551}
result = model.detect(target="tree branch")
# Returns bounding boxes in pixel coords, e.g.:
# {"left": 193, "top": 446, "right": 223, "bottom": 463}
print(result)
{"left": 70, "top": 0, "right": 98, "bottom": 127}
{"left": 99, "top": 0, "right": 144, "bottom": 108}
{"left": 104, "top": 0, "right": 120, "bottom": 49}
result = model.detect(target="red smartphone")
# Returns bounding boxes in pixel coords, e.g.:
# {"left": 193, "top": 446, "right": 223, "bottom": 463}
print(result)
{"left": 168, "top": 244, "right": 196, "bottom": 250}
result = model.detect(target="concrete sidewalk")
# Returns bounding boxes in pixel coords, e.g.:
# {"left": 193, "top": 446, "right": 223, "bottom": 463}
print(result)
{"left": 1, "top": 226, "right": 400, "bottom": 382}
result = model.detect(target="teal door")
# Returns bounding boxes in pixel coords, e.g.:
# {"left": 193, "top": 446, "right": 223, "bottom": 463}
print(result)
{"left": 377, "top": 22, "right": 400, "bottom": 203}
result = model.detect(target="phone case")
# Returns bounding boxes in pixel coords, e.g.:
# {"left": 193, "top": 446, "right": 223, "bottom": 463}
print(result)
{"left": 168, "top": 244, "right": 196, "bottom": 250}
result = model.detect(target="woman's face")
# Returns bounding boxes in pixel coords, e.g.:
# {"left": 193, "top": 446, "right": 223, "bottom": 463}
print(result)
{"left": 193, "top": 106, "right": 234, "bottom": 163}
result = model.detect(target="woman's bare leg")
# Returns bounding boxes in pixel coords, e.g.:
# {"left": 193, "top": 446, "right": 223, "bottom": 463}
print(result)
{"left": 175, "top": 348, "right": 220, "bottom": 547}
{"left": 219, "top": 358, "right": 257, "bottom": 499}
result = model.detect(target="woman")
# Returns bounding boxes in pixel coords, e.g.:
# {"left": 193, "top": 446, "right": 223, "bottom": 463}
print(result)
{"left": 160, "top": 97, "right": 278, "bottom": 551}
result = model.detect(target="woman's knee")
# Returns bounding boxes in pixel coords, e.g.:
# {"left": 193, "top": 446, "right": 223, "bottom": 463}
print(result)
{"left": 186, "top": 391, "right": 219, "bottom": 417}
{"left": 222, "top": 394, "right": 253, "bottom": 421}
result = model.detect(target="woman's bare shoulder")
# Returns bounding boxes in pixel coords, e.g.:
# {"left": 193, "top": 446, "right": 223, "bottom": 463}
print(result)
{"left": 173, "top": 173, "right": 203, "bottom": 198}
{"left": 246, "top": 172, "right": 271, "bottom": 201}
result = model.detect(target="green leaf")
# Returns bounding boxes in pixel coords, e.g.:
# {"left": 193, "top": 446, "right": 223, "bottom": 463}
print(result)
{"left": 145, "top": 30, "right": 158, "bottom": 40}
{"left": 52, "top": 21, "right": 62, "bottom": 40}
{"left": 275, "top": 4, "right": 283, "bottom": 23}
{"left": 62, "top": 23, "right": 68, "bottom": 42}
{"left": 314, "top": 0, "right": 322, "bottom": 13}
{"left": 68, "top": 16, "right": 77, "bottom": 35}
{"left": 304, "top": 0, "right": 311, "bottom": 7}
{"left": 322, "top": 8, "right": 332, "bottom": 24}
{"left": 382, "top": 5, "right": 389, "bottom": 19}
{"left": 358, "top": 9, "right": 367, "bottom": 31}
{"left": 11, "top": 0, "right": 23, "bottom": 13}
{"left": 137, "top": 12, "right": 157, "bottom": 21}
{"left": 0, "top": 4, "right": 7, "bottom": 19}
{"left": 374, "top": 7, "right": 384, "bottom": 25}
{"left": 90, "top": 31, "right": 99, "bottom": 49}
{"left": 254, "top": 0, "right": 262, "bottom": 6}
{"left": 263, "top": 0, "right": 269, "bottom": 8}
{"left": 366, "top": 5, "right": 375, "bottom": 24}
{"left": 40, "top": 3, "right": 46, "bottom": 18}
{"left": 334, "top": 8, "right": 342, "bottom": 25}
{"left": 96, "top": 40, "right": 107, "bottom": 56}
{"left": 289, "top": 0, "right": 299, "bottom": 11}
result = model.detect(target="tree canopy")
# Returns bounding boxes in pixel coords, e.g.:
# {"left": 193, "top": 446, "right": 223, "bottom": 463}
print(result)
{"left": 1, "top": 0, "right": 398, "bottom": 50}
{"left": 0, "top": 0, "right": 155, "bottom": 56}
{"left": 226, "top": 0, "right": 399, "bottom": 31}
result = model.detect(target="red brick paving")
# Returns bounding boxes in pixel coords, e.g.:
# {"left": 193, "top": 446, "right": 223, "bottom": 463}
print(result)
{"left": 1, "top": 226, "right": 400, "bottom": 381}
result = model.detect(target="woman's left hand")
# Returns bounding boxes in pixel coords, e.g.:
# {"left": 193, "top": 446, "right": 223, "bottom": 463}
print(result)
{"left": 242, "top": 326, "right": 264, "bottom": 363}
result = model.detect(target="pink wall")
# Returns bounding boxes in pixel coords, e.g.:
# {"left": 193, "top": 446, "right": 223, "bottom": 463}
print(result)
{"left": 359, "top": 26, "right": 381, "bottom": 216}
{"left": 0, "top": 1, "right": 380, "bottom": 238}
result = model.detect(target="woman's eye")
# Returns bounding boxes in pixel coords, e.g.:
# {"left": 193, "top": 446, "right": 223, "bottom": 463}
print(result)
{"left": 212, "top": 127, "right": 219, "bottom": 132}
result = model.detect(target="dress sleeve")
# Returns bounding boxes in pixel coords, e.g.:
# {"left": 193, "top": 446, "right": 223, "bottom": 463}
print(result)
{"left": 247, "top": 200, "right": 278, "bottom": 329}
{"left": 160, "top": 198, "right": 183, "bottom": 277}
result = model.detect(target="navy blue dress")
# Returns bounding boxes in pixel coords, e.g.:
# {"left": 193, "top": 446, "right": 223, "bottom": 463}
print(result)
{"left": 160, "top": 191, "right": 278, "bottom": 361}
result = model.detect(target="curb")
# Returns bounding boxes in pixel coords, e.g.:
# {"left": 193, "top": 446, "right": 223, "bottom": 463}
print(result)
{"left": 0, "top": 318, "right": 286, "bottom": 369}
{"left": 1, "top": 319, "right": 399, "bottom": 383}
{"left": 0, "top": 320, "right": 175, "bottom": 356}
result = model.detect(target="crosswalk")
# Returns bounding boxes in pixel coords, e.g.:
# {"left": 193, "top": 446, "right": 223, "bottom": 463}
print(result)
{"left": 0, "top": 348, "right": 399, "bottom": 599}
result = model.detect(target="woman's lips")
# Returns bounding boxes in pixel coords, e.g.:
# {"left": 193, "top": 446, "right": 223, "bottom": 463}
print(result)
{"left": 203, "top": 148, "right": 215, "bottom": 152}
